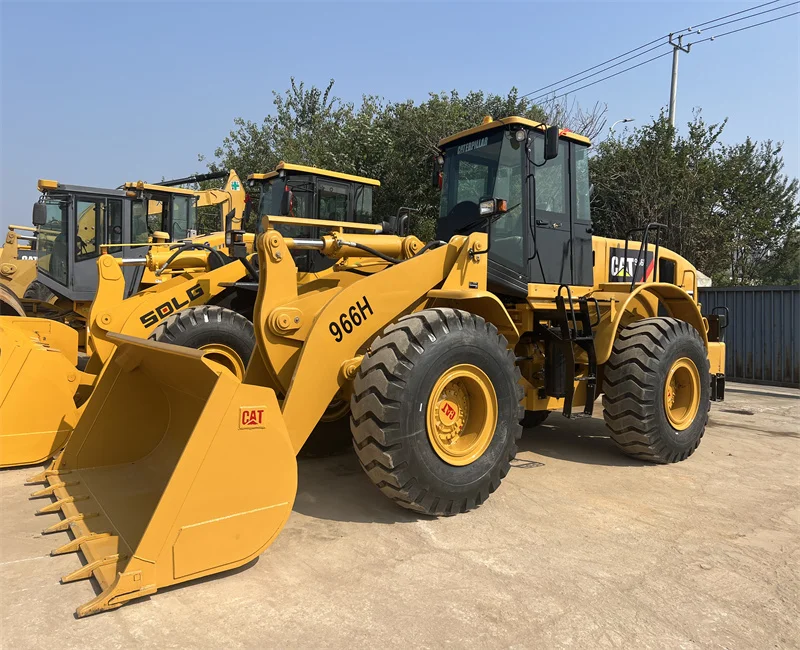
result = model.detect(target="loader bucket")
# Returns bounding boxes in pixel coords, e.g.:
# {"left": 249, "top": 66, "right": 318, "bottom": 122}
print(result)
{"left": 32, "top": 333, "right": 296, "bottom": 617}
{"left": 0, "top": 318, "right": 80, "bottom": 468}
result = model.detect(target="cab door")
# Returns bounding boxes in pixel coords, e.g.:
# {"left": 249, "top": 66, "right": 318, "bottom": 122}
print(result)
{"left": 72, "top": 196, "right": 144, "bottom": 298}
{"left": 527, "top": 138, "right": 573, "bottom": 286}
{"left": 72, "top": 196, "right": 120, "bottom": 297}
{"left": 569, "top": 143, "right": 594, "bottom": 287}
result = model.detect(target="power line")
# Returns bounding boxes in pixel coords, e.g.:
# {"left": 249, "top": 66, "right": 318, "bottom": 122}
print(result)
{"left": 538, "top": 51, "right": 674, "bottom": 103}
{"left": 693, "top": 1, "right": 798, "bottom": 35}
{"left": 521, "top": 37, "right": 668, "bottom": 98}
{"left": 690, "top": 9, "right": 799, "bottom": 44}
{"left": 526, "top": 41, "right": 668, "bottom": 103}
{"left": 689, "top": 0, "right": 782, "bottom": 30}
{"left": 521, "top": 0, "right": 792, "bottom": 102}
{"left": 529, "top": 7, "right": 798, "bottom": 112}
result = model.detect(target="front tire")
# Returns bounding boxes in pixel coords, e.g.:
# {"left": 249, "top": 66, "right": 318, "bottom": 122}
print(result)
{"left": 602, "top": 317, "right": 710, "bottom": 463}
{"left": 350, "top": 308, "right": 523, "bottom": 516}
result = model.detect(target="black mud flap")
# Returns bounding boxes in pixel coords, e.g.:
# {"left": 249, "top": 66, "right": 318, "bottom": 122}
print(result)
{"left": 710, "top": 373, "right": 725, "bottom": 401}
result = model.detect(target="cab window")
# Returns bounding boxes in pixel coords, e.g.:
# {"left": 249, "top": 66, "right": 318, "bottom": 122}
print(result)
{"left": 107, "top": 199, "right": 123, "bottom": 252}
{"left": 574, "top": 144, "right": 591, "bottom": 223}
{"left": 533, "top": 138, "right": 568, "bottom": 216}
{"left": 76, "top": 198, "right": 103, "bottom": 260}
{"left": 318, "top": 181, "right": 348, "bottom": 220}
{"left": 131, "top": 200, "right": 149, "bottom": 243}
{"left": 354, "top": 185, "right": 374, "bottom": 223}
{"left": 37, "top": 198, "right": 69, "bottom": 284}
{"left": 171, "top": 195, "right": 196, "bottom": 240}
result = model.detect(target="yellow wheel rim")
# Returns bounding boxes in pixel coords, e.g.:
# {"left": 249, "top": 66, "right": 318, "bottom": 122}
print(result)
{"left": 199, "top": 343, "right": 246, "bottom": 380}
{"left": 426, "top": 364, "right": 498, "bottom": 467}
{"left": 664, "top": 357, "right": 701, "bottom": 431}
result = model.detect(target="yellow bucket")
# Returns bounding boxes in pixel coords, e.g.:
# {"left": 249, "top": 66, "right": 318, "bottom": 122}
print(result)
{"left": 0, "top": 318, "right": 80, "bottom": 467}
{"left": 31, "top": 333, "right": 296, "bottom": 617}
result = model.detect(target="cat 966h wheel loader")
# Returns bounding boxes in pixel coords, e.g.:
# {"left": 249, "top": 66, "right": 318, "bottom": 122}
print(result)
{"left": 30, "top": 117, "right": 725, "bottom": 617}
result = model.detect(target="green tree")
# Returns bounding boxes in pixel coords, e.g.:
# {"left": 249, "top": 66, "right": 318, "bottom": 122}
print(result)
{"left": 716, "top": 138, "right": 800, "bottom": 285}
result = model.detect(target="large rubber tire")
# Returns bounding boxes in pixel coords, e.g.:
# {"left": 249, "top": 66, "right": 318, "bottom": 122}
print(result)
{"left": 521, "top": 410, "right": 549, "bottom": 429}
{"left": 350, "top": 308, "right": 523, "bottom": 516}
{"left": 151, "top": 305, "right": 255, "bottom": 379}
{"left": 602, "top": 317, "right": 710, "bottom": 463}
{"left": 23, "top": 280, "right": 57, "bottom": 303}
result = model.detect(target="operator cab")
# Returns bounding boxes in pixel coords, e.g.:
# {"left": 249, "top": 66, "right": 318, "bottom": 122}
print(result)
{"left": 436, "top": 116, "right": 593, "bottom": 298}
{"left": 248, "top": 162, "right": 380, "bottom": 272}
{"left": 121, "top": 182, "right": 200, "bottom": 243}
{"left": 34, "top": 180, "right": 150, "bottom": 303}
{"left": 33, "top": 180, "right": 201, "bottom": 304}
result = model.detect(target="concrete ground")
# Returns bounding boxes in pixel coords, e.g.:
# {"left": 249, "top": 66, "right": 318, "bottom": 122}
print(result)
{"left": 1, "top": 382, "right": 798, "bottom": 649}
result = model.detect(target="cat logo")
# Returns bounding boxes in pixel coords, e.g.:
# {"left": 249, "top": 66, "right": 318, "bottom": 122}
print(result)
{"left": 239, "top": 407, "right": 266, "bottom": 429}
{"left": 609, "top": 247, "right": 655, "bottom": 283}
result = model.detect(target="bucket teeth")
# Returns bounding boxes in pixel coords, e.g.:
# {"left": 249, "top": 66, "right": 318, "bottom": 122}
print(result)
{"left": 36, "top": 495, "right": 88, "bottom": 515}
{"left": 51, "top": 532, "right": 112, "bottom": 556}
{"left": 41, "top": 513, "right": 97, "bottom": 534}
{"left": 30, "top": 481, "right": 77, "bottom": 498}
{"left": 61, "top": 554, "right": 124, "bottom": 584}
{"left": 26, "top": 468, "right": 70, "bottom": 485}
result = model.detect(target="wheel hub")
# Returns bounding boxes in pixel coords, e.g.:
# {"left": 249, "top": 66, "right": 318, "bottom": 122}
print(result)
{"left": 199, "top": 343, "right": 246, "bottom": 381}
{"left": 664, "top": 357, "right": 701, "bottom": 431}
{"left": 427, "top": 364, "right": 498, "bottom": 466}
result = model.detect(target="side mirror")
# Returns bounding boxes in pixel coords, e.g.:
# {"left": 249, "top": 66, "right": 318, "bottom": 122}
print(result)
{"left": 32, "top": 202, "right": 47, "bottom": 226}
{"left": 279, "top": 186, "right": 294, "bottom": 216}
{"left": 479, "top": 197, "right": 508, "bottom": 217}
{"left": 224, "top": 209, "right": 237, "bottom": 247}
{"left": 544, "top": 125, "right": 560, "bottom": 161}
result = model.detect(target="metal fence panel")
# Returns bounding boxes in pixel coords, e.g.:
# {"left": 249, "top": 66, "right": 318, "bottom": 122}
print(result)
{"left": 699, "top": 286, "right": 800, "bottom": 388}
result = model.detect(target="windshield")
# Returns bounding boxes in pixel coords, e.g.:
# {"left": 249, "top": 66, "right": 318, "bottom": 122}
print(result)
{"left": 36, "top": 198, "right": 69, "bottom": 285}
{"left": 257, "top": 179, "right": 278, "bottom": 224}
{"left": 257, "top": 177, "right": 313, "bottom": 236}
{"left": 439, "top": 129, "right": 525, "bottom": 273}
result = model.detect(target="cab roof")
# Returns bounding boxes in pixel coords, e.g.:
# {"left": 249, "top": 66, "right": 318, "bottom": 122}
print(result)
{"left": 248, "top": 162, "right": 380, "bottom": 187}
{"left": 439, "top": 116, "right": 591, "bottom": 147}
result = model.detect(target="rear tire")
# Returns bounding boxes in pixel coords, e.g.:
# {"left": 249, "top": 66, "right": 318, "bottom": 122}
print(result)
{"left": 602, "top": 317, "right": 710, "bottom": 463}
{"left": 23, "top": 280, "right": 57, "bottom": 303}
{"left": 152, "top": 305, "right": 254, "bottom": 379}
{"left": 350, "top": 308, "right": 523, "bottom": 516}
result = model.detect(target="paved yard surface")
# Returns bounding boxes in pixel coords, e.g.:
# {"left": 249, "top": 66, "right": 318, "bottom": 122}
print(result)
{"left": 1, "top": 382, "right": 798, "bottom": 649}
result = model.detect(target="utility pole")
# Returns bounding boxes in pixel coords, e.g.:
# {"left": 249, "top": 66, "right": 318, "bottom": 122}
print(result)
{"left": 668, "top": 33, "right": 691, "bottom": 128}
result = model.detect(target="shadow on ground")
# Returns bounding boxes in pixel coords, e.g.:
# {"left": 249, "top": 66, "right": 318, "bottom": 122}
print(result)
{"left": 518, "top": 416, "right": 649, "bottom": 467}
{"left": 292, "top": 451, "right": 426, "bottom": 525}
{"left": 293, "top": 415, "right": 651, "bottom": 526}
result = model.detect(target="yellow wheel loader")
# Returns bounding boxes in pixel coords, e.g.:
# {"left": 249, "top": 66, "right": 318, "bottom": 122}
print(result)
{"left": 1, "top": 165, "right": 384, "bottom": 468}
{"left": 25, "top": 170, "right": 246, "bottom": 334}
{"left": 0, "top": 224, "right": 41, "bottom": 315}
{"left": 29, "top": 117, "right": 726, "bottom": 617}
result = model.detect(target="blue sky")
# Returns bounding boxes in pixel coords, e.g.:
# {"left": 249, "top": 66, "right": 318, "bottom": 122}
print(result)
{"left": 1, "top": 1, "right": 798, "bottom": 229}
